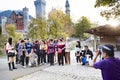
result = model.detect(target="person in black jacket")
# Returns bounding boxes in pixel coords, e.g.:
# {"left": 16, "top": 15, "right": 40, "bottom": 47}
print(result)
{"left": 33, "top": 40, "right": 40, "bottom": 65}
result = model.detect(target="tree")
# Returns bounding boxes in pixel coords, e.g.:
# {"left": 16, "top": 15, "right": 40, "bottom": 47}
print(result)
{"left": 14, "top": 32, "right": 23, "bottom": 42}
{"left": 95, "top": 0, "right": 120, "bottom": 19}
{"left": 5, "top": 24, "right": 23, "bottom": 43}
{"left": 0, "top": 25, "right": 2, "bottom": 35}
{"left": 64, "top": 15, "right": 75, "bottom": 37}
{"left": 74, "top": 16, "right": 91, "bottom": 40}
{"left": 0, "top": 26, "right": 8, "bottom": 48}
{"left": 36, "top": 18, "right": 47, "bottom": 39}
{"left": 28, "top": 18, "right": 36, "bottom": 39}
{"left": 48, "top": 9, "right": 72, "bottom": 38}
{"left": 5, "top": 24, "right": 16, "bottom": 37}
{"left": 28, "top": 18, "right": 47, "bottom": 40}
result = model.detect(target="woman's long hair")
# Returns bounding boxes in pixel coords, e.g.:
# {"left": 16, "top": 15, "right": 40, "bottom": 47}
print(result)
{"left": 8, "top": 37, "right": 12, "bottom": 45}
{"left": 76, "top": 41, "right": 81, "bottom": 48}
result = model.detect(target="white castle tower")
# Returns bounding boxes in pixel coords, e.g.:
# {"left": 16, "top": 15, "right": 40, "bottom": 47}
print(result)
{"left": 1, "top": 16, "right": 7, "bottom": 34}
{"left": 23, "top": 7, "right": 29, "bottom": 32}
{"left": 34, "top": 0, "right": 46, "bottom": 18}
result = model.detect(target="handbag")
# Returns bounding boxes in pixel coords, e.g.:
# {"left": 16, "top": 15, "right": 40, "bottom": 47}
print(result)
{"left": 8, "top": 52, "right": 15, "bottom": 57}
{"left": 58, "top": 49, "right": 62, "bottom": 54}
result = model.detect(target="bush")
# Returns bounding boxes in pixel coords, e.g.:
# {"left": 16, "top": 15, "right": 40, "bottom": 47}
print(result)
{"left": 0, "top": 35, "right": 8, "bottom": 48}
{"left": 0, "top": 49, "right": 6, "bottom": 56}
{"left": 70, "top": 41, "right": 76, "bottom": 50}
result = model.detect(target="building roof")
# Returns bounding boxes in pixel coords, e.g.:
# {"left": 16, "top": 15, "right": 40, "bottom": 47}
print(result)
{"left": 14, "top": 10, "right": 23, "bottom": 16}
{"left": 85, "top": 24, "right": 120, "bottom": 36}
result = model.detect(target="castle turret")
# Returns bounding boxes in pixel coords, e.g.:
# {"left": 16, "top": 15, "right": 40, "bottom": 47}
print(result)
{"left": 23, "top": 7, "right": 29, "bottom": 32}
{"left": 34, "top": 0, "right": 46, "bottom": 18}
{"left": 1, "top": 16, "right": 7, "bottom": 34}
{"left": 65, "top": 0, "right": 70, "bottom": 16}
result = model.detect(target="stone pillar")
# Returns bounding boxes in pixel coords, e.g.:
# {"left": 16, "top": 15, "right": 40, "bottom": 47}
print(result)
{"left": 93, "top": 35, "right": 97, "bottom": 51}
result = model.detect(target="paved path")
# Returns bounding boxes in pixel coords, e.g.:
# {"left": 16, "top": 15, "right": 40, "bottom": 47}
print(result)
{"left": 16, "top": 51, "right": 103, "bottom": 80}
{"left": 17, "top": 63, "right": 102, "bottom": 80}
{"left": 0, "top": 51, "right": 119, "bottom": 80}
{"left": 0, "top": 57, "right": 50, "bottom": 80}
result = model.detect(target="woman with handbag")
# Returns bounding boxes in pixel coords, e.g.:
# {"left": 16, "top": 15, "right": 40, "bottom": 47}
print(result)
{"left": 48, "top": 39, "right": 55, "bottom": 66}
{"left": 57, "top": 39, "right": 65, "bottom": 66}
{"left": 6, "top": 37, "right": 17, "bottom": 71}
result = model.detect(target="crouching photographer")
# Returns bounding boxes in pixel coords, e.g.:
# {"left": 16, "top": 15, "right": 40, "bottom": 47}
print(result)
{"left": 91, "top": 44, "right": 120, "bottom": 80}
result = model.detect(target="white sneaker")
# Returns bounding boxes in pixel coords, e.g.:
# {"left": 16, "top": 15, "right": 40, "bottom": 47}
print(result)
{"left": 22, "top": 66, "right": 26, "bottom": 68}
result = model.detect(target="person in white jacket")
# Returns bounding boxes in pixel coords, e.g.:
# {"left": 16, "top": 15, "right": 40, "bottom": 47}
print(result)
{"left": 6, "top": 37, "right": 17, "bottom": 71}
{"left": 65, "top": 38, "right": 71, "bottom": 64}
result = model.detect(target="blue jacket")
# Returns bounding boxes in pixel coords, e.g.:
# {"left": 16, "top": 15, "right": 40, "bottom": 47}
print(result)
{"left": 25, "top": 43, "right": 32, "bottom": 53}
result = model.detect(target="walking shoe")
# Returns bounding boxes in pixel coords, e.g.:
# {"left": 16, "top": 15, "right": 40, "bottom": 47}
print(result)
{"left": 22, "top": 66, "right": 26, "bottom": 68}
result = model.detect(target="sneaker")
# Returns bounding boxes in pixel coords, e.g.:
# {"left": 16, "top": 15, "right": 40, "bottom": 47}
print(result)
{"left": 22, "top": 66, "right": 26, "bottom": 68}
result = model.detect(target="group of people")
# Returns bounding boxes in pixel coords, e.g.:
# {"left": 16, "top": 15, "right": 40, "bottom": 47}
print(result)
{"left": 4, "top": 37, "right": 120, "bottom": 80}
{"left": 4, "top": 37, "right": 97, "bottom": 70}
{"left": 73, "top": 41, "right": 120, "bottom": 80}
{"left": 75, "top": 42, "right": 120, "bottom": 80}
{"left": 75, "top": 41, "right": 93, "bottom": 65}
{"left": 5, "top": 37, "right": 72, "bottom": 71}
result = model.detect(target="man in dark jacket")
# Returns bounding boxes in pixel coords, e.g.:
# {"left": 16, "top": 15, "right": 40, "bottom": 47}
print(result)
{"left": 81, "top": 45, "right": 93, "bottom": 65}
{"left": 33, "top": 40, "right": 40, "bottom": 65}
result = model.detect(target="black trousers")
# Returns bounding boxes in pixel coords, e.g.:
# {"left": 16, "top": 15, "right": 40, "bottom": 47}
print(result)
{"left": 16, "top": 54, "right": 18, "bottom": 64}
{"left": 40, "top": 51, "right": 46, "bottom": 63}
{"left": 40, "top": 50, "right": 45, "bottom": 64}
{"left": 21, "top": 53, "right": 25, "bottom": 66}
{"left": 43, "top": 52, "right": 46, "bottom": 63}
{"left": 47, "top": 54, "right": 50, "bottom": 63}
{"left": 49, "top": 53, "right": 54, "bottom": 65}
{"left": 76, "top": 56, "right": 81, "bottom": 63}
{"left": 58, "top": 53, "right": 64, "bottom": 65}
{"left": 26, "top": 56, "right": 29, "bottom": 66}
{"left": 36, "top": 53, "right": 40, "bottom": 65}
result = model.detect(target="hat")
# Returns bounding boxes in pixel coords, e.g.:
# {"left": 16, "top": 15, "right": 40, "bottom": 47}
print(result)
{"left": 102, "top": 44, "right": 114, "bottom": 51}
{"left": 101, "top": 44, "right": 114, "bottom": 57}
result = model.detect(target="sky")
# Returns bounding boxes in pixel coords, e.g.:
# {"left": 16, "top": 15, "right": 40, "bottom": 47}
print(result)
{"left": 0, "top": 0, "right": 119, "bottom": 26}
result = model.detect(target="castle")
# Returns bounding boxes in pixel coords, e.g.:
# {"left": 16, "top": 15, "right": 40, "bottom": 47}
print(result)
{"left": 0, "top": 7, "right": 30, "bottom": 35}
{"left": 0, "top": 0, "right": 70, "bottom": 35}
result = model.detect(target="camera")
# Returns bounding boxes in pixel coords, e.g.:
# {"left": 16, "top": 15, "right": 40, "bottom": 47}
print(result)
{"left": 98, "top": 46, "right": 102, "bottom": 55}
{"left": 98, "top": 49, "right": 102, "bottom": 55}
